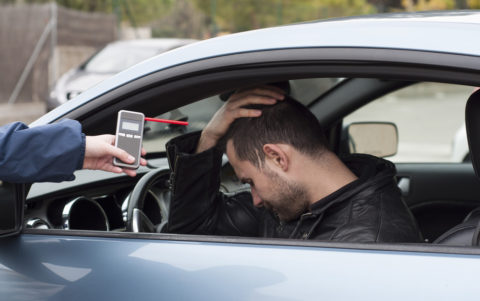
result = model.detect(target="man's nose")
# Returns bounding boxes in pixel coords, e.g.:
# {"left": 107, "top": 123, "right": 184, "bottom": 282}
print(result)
{"left": 251, "top": 187, "right": 263, "bottom": 207}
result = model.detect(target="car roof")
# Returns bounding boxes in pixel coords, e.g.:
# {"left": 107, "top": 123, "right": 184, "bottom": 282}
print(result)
{"left": 103, "top": 38, "right": 197, "bottom": 50}
{"left": 89, "top": 11, "right": 480, "bottom": 74}
{"left": 34, "top": 10, "right": 480, "bottom": 126}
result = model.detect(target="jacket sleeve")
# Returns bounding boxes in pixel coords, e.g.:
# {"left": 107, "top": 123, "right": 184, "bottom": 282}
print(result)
{"left": 166, "top": 131, "right": 260, "bottom": 237}
{"left": 0, "top": 120, "right": 85, "bottom": 183}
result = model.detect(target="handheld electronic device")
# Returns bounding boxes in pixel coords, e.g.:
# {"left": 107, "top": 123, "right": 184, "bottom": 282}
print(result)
{"left": 113, "top": 110, "right": 145, "bottom": 169}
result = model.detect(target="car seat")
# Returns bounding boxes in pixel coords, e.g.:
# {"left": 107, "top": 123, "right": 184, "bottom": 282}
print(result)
{"left": 434, "top": 89, "right": 480, "bottom": 246}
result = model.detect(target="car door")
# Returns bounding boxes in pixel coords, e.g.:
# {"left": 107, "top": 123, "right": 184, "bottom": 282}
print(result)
{"left": 3, "top": 232, "right": 480, "bottom": 301}
{"left": 2, "top": 47, "right": 480, "bottom": 300}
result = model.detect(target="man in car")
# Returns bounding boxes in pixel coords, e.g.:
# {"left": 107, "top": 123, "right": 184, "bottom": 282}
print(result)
{"left": 166, "top": 86, "right": 422, "bottom": 242}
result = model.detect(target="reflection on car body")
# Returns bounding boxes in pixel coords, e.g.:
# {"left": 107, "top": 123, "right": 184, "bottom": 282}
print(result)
{"left": 2, "top": 11, "right": 480, "bottom": 300}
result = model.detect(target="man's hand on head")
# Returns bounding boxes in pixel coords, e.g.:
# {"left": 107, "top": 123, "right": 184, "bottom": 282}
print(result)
{"left": 196, "top": 86, "right": 286, "bottom": 153}
{"left": 83, "top": 134, "right": 147, "bottom": 177}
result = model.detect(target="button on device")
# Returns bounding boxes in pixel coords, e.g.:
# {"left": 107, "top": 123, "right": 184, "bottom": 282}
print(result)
{"left": 126, "top": 134, "right": 133, "bottom": 138}
{"left": 134, "top": 135, "right": 141, "bottom": 139}
{"left": 118, "top": 133, "right": 126, "bottom": 137}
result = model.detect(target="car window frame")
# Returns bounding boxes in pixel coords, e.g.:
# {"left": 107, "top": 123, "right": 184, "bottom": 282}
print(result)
{"left": 25, "top": 47, "right": 480, "bottom": 255}
{"left": 36, "top": 47, "right": 480, "bottom": 127}
{"left": 23, "top": 227, "right": 480, "bottom": 256}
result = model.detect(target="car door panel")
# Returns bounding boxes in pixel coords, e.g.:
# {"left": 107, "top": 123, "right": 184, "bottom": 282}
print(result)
{"left": 396, "top": 163, "right": 480, "bottom": 242}
{"left": 1, "top": 233, "right": 480, "bottom": 301}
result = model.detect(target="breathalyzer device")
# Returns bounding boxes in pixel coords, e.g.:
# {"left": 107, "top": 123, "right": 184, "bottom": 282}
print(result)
{"left": 113, "top": 110, "right": 145, "bottom": 169}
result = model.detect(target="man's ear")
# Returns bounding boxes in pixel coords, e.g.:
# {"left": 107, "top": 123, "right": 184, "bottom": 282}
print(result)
{"left": 263, "top": 144, "right": 289, "bottom": 171}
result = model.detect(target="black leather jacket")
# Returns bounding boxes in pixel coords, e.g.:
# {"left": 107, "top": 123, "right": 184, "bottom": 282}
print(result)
{"left": 166, "top": 132, "right": 423, "bottom": 243}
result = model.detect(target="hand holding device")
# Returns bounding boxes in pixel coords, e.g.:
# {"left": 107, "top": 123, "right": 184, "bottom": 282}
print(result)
{"left": 114, "top": 110, "right": 145, "bottom": 169}
{"left": 113, "top": 110, "right": 188, "bottom": 169}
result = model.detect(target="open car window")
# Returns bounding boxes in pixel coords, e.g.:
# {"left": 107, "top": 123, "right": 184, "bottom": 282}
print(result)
{"left": 24, "top": 77, "right": 480, "bottom": 251}
{"left": 142, "top": 77, "right": 342, "bottom": 154}
{"left": 344, "top": 82, "right": 475, "bottom": 163}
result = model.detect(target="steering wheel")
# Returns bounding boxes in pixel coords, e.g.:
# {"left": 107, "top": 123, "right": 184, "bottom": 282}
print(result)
{"left": 126, "top": 168, "right": 171, "bottom": 233}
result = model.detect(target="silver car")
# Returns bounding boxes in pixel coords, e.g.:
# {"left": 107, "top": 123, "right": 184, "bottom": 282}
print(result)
{"left": 2, "top": 11, "right": 480, "bottom": 300}
{"left": 47, "top": 38, "right": 196, "bottom": 110}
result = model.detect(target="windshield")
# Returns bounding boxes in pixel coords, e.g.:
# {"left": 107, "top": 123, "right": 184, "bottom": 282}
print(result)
{"left": 84, "top": 45, "right": 161, "bottom": 73}
{"left": 143, "top": 77, "right": 343, "bottom": 154}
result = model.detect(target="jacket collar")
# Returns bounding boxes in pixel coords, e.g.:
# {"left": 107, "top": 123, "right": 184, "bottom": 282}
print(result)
{"left": 309, "top": 154, "right": 397, "bottom": 214}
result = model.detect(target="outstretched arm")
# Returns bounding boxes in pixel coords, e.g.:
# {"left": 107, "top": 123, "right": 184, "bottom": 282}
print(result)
{"left": 0, "top": 120, "right": 148, "bottom": 183}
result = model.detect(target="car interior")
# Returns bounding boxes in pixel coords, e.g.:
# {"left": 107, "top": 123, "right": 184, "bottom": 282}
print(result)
{"left": 435, "top": 89, "right": 480, "bottom": 246}
{"left": 24, "top": 74, "right": 480, "bottom": 250}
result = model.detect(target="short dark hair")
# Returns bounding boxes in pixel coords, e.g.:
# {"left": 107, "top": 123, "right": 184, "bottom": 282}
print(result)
{"left": 221, "top": 96, "right": 329, "bottom": 168}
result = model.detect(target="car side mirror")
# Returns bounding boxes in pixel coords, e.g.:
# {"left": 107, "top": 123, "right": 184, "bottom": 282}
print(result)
{"left": 343, "top": 122, "right": 398, "bottom": 158}
{"left": 0, "top": 182, "right": 25, "bottom": 237}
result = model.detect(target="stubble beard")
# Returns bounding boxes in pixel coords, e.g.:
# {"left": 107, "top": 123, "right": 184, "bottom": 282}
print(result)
{"left": 262, "top": 167, "right": 310, "bottom": 222}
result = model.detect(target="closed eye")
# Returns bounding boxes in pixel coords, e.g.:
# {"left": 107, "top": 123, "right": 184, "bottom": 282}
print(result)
{"left": 241, "top": 178, "right": 254, "bottom": 187}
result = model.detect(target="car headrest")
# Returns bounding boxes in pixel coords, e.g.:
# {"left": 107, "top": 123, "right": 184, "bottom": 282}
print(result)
{"left": 465, "top": 89, "right": 480, "bottom": 177}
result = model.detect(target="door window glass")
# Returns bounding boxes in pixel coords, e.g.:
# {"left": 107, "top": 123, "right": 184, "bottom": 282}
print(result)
{"left": 344, "top": 83, "right": 476, "bottom": 163}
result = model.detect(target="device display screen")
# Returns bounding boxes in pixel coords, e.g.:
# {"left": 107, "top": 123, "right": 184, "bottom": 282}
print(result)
{"left": 122, "top": 120, "right": 140, "bottom": 132}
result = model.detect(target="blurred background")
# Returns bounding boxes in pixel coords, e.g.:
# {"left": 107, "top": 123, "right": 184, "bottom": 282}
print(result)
{"left": 0, "top": 0, "right": 479, "bottom": 124}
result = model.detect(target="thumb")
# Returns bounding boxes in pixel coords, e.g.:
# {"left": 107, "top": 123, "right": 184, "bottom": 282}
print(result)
{"left": 108, "top": 144, "right": 135, "bottom": 163}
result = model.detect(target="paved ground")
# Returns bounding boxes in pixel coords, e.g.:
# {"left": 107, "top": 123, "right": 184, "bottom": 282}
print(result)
{"left": 0, "top": 102, "right": 46, "bottom": 125}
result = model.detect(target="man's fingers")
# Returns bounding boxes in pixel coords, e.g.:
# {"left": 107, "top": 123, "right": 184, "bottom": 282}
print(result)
{"left": 111, "top": 166, "right": 124, "bottom": 173}
{"left": 234, "top": 108, "right": 262, "bottom": 118}
{"left": 230, "top": 87, "right": 285, "bottom": 101}
{"left": 100, "top": 164, "right": 123, "bottom": 174}
{"left": 251, "top": 86, "right": 286, "bottom": 97}
{"left": 229, "top": 88, "right": 284, "bottom": 103}
{"left": 196, "top": 86, "right": 285, "bottom": 153}
{"left": 109, "top": 143, "right": 147, "bottom": 170}
{"left": 109, "top": 144, "right": 147, "bottom": 169}
{"left": 106, "top": 159, "right": 139, "bottom": 177}
{"left": 229, "top": 95, "right": 279, "bottom": 110}
{"left": 221, "top": 94, "right": 281, "bottom": 122}
{"left": 122, "top": 168, "right": 137, "bottom": 177}
{"left": 108, "top": 144, "right": 135, "bottom": 163}
{"left": 103, "top": 134, "right": 116, "bottom": 145}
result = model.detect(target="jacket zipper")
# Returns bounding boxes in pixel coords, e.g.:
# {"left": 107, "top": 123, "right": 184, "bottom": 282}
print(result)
{"left": 168, "top": 153, "right": 180, "bottom": 196}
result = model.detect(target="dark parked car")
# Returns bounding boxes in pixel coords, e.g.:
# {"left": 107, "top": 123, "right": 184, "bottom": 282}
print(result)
{"left": 2, "top": 11, "right": 480, "bottom": 300}
{"left": 47, "top": 38, "right": 195, "bottom": 110}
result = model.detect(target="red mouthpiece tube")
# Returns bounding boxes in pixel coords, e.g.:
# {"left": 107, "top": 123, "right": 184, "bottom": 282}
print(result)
{"left": 145, "top": 117, "right": 188, "bottom": 126}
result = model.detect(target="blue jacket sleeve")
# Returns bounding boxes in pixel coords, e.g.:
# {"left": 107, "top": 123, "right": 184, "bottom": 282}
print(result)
{"left": 0, "top": 119, "right": 85, "bottom": 183}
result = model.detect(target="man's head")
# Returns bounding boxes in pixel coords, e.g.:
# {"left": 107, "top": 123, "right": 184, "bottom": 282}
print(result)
{"left": 222, "top": 95, "right": 329, "bottom": 221}
{"left": 222, "top": 95, "right": 328, "bottom": 168}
